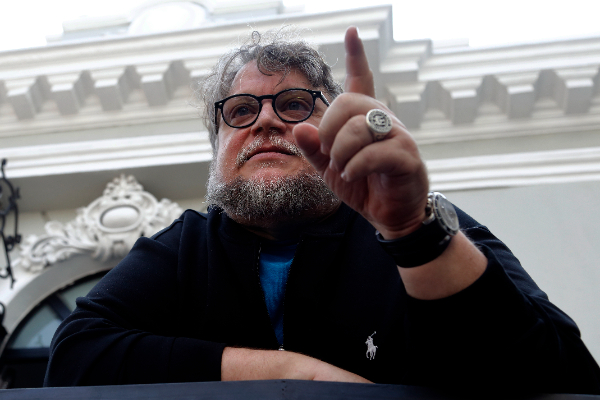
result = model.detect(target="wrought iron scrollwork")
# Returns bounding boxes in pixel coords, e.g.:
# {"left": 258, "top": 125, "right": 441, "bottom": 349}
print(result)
{"left": 0, "top": 301, "right": 6, "bottom": 344}
{"left": 0, "top": 159, "right": 20, "bottom": 288}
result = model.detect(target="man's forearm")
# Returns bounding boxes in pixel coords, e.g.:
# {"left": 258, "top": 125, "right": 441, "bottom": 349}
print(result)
{"left": 221, "top": 347, "right": 371, "bottom": 383}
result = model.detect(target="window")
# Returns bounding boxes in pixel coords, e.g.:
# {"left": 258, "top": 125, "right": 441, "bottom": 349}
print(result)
{"left": 0, "top": 273, "right": 105, "bottom": 388}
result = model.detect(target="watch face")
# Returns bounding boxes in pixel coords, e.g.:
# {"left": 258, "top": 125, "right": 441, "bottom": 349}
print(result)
{"left": 434, "top": 194, "right": 460, "bottom": 234}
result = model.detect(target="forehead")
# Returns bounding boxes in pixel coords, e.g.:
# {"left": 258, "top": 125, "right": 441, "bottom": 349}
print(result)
{"left": 229, "top": 61, "right": 314, "bottom": 96}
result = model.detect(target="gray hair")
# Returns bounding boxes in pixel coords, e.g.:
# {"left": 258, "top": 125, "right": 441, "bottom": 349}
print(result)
{"left": 197, "top": 28, "right": 343, "bottom": 152}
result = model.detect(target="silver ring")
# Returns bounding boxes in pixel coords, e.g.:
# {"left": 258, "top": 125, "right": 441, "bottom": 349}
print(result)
{"left": 366, "top": 109, "right": 392, "bottom": 141}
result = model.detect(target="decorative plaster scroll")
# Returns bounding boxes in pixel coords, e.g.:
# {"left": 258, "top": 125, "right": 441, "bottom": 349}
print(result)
{"left": 13, "top": 175, "right": 183, "bottom": 273}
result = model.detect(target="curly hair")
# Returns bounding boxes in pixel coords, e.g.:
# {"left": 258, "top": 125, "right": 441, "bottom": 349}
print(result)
{"left": 197, "top": 28, "right": 343, "bottom": 152}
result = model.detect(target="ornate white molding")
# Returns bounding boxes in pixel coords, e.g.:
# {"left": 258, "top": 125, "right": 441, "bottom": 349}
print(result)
{"left": 0, "top": 4, "right": 599, "bottom": 146}
{"left": 13, "top": 175, "right": 183, "bottom": 273}
{"left": 428, "top": 146, "right": 600, "bottom": 192}
{"left": 3, "top": 132, "right": 212, "bottom": 179}
{"left": 0, "top": 6, "right": 392, "bottom": 134}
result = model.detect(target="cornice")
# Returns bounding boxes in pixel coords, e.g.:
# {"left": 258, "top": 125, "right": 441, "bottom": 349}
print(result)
{"left": 6, "top": 130, "right": 600, "bottom": 211}
{"left": 0, "top": 5, "right": 392, "bottom": 138}
{"left": 1, "top": 4, "right": 600, "bottom": 214}
{"left": 0, "top": 4, "right": 598, "bottom": 146}
{"left": 3, "top": 132, "right": 211, "bottom": 178}
{"left": 428, "top": 146, "right": 600, "bottom": 192}
{"left": 413, "top": 98, "right": 600, "bottom": 144}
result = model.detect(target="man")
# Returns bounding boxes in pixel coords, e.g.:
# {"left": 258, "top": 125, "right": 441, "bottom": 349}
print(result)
{"left": 44, "top": 27, "right": 600, "bottom": 394}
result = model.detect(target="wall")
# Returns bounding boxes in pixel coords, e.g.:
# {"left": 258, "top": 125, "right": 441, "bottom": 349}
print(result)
{"left": 449, "top": 181, "right": 600, "bottom": 361}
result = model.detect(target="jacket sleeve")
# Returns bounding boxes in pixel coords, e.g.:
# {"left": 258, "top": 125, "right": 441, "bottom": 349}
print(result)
{"left": 402, "top": 207, "right": 600, "bottom": 395}
{"left": 44, "top": 217, "right": 225, "bottom": 387}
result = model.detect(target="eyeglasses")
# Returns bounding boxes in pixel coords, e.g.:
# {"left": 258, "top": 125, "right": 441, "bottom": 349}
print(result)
{"left": 214, "top": 88, "right": 330, "bottom": 131}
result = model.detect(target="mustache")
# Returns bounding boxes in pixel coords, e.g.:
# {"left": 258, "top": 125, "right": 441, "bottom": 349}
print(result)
{"left": 235, "top": 133, "right": 304, "bottom": 167}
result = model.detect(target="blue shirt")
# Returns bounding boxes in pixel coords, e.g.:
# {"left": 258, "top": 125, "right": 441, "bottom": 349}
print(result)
{"left": 258, "top": 240, "right": 297, "bottom": 346}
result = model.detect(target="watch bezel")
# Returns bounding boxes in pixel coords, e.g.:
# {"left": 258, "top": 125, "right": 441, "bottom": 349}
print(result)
{"left": 430, "top": 192, "right": 459, "bottom": 237}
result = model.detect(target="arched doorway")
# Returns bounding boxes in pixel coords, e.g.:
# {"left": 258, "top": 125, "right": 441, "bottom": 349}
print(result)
{"left": 0, "top": 272, "right": 106, "bottom": 388}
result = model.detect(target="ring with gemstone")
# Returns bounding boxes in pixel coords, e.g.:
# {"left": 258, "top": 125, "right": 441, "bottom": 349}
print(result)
{"left": 365, "top": 109, "right": 393, "bottom": 141}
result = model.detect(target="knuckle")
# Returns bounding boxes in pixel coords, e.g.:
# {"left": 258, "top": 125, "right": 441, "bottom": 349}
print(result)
{"left": 348, "top": 115, "right": 366, "bottom": 135}
{"left": 332, "top": 92, "right": 354, "bottom": 108}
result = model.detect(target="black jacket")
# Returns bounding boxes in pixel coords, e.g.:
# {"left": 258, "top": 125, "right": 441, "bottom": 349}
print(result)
{"left": 44, "top": 204, "right": 600, "bottom": 394}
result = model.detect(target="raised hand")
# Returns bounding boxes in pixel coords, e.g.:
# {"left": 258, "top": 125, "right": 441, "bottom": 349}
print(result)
{"left": 294, "top": 27, "right": 429, "bottom": 239}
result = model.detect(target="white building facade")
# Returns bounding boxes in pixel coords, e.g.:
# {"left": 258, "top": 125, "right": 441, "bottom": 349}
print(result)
{"left": 1, "top": 0, "right": 600, "bottom": 388}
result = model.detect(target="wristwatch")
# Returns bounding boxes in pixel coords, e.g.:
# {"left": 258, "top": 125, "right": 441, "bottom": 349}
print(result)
{"left": 376, "top": 192, "right": 459, "bottom": 268}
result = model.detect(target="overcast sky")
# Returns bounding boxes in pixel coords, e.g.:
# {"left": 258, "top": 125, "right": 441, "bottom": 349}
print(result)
{"left": 0, "top": 0, "right": 598, "bottom": 52}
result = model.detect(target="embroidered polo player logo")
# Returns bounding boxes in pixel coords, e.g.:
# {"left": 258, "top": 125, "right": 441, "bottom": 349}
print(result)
{"left": 366, "top": 331, "right": 377, "bottom": 360}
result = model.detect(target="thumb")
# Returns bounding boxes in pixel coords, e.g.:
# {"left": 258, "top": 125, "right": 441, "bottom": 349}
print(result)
{"left": 293, "top": 123, "right": 330, "bottom": 175}
{"left": 344, "top": 26, "right": 375, "bottom": 98}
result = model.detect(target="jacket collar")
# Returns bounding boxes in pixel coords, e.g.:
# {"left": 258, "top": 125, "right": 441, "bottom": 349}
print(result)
{"left": 208, "top": 202, "right": 356, "bottom": 243}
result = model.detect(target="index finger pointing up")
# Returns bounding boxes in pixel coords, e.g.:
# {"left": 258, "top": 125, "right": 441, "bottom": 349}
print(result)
{"left": 345, "top": 27, "right": 375, "bottom": 98}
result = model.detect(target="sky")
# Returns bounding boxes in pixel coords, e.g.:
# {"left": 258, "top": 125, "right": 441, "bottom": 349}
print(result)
{"left": 0, "top": 0, "right": 598, "bottom": 52}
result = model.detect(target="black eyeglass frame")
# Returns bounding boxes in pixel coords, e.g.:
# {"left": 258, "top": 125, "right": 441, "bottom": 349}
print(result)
{"left": 214, "top": 88, "right": 330, "bottom": 132}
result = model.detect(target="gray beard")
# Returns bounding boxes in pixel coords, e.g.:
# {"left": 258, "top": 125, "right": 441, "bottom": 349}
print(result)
{"left": 206, "top": 138, "right": 340, "bottom": 226}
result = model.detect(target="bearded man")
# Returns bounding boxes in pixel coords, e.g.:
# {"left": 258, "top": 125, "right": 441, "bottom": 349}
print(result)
{"left": 45, "top": 27, "right": 600, "bottom": 395}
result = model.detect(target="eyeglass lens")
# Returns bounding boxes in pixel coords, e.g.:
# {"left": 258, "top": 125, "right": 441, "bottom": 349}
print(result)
{"left": 222, "top": 90, "right": 315, "bottom": 127}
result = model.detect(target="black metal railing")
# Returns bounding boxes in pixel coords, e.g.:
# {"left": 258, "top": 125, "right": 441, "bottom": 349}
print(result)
{"left": 0, "top": 159, "right": 20, "bottom": 289}
{"left": 1, "top": 380, "right": 597, "bottom": 400}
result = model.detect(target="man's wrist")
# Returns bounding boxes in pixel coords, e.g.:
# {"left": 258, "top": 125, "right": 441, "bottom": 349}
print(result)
{"left": 376, "top": 223, "right": 453, "bottom": 268}
{"left": 373, "top": 215, "right": 425, "bottom": 241}
{"left": 376, "top": 192, "right": 459, "bottom": 268}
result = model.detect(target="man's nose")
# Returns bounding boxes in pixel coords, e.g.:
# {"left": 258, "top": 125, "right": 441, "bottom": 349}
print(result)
{"left": 253, "top": 100, "right": 286, "bottom": 133}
